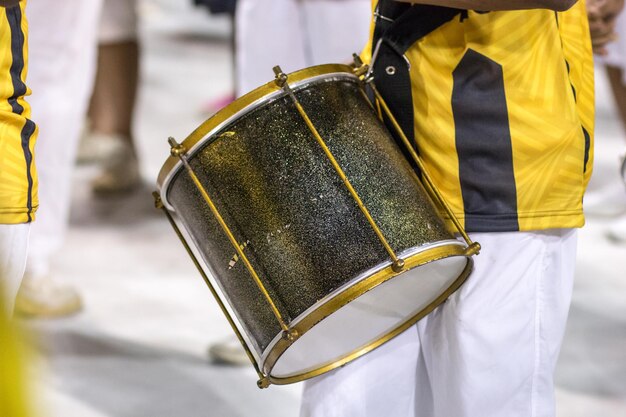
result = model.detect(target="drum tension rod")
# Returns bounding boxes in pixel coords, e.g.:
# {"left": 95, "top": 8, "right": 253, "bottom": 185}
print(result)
{"left": 152, "top": 191, "right": 271, "bottom": 389}
{"left": 167, "top": 137, "right": 299, "bottom": 345}
{"left": 273, "top": 66, "right": 406, "bottom": 273}
{"left": 351, "top": 55, "right": 480, "bottom": 257}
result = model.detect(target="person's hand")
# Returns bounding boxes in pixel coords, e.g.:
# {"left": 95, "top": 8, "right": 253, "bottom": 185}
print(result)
{"left": 587, "top": 0, "right": 625, "bottom": 55}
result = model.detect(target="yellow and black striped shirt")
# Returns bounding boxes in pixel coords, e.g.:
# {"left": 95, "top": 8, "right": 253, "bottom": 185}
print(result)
{"left": 365, "top": 0, "right": 594, "bottom": 232}
{"left": 0, "top": 0, "right": 37, "bottom": 224}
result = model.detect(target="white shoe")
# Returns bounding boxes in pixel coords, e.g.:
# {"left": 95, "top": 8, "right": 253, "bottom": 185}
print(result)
{"left": 76, "top": 126, "right": 106, "bottom": 165}
{"left": 607, "top": 214, "right": 626, "bottom": 244}
{"left": 207, "top": 336, "right": 250, "bottom": 366}
{"left": 90, "top": 134, "right": 141, "bottom": 195}
{"left": 14, "top": 275, "right": 82, "bottom": 318}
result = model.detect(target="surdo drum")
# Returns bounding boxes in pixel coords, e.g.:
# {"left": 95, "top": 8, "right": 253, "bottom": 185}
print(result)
{"left": 155, "top": 63, "right": 480, "bottom": 387}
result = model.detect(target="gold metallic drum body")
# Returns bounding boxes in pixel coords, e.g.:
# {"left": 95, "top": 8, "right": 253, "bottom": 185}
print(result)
{"left": 157, "top": 64, "right": 473, "bottom": 386}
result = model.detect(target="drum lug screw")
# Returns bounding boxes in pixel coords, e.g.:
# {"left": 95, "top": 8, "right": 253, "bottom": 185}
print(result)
{"left": 152, "top": 191, "right": 164, "bottom": 209}
{"left": 257, "top": 377, "right": 270, "bottom": 389}
{"left": 352, "top": 53, "right": 370, "bottom": 77}
{"left": 168, "top": 137, "right": 187, "bottom": 158}
{"left": 273, "top": 66, "right": 288, "bottom": 87}
{"left": 282, "top": 328, "right": 299, "bottom": 342}
{"left": 465, "top": 242, "right": 481, "bottom": 256}
{"left": 391, "top": 259, "right": 405, "bottom": 273}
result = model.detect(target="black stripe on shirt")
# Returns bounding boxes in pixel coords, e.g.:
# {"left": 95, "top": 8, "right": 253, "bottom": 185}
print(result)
{"left": 452, "top": 49, "right": 519, "bottom": 232}
{"left": 6, "top": 5, "right": 35, "bottom": 221}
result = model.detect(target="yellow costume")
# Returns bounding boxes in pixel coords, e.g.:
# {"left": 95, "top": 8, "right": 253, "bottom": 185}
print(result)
{"left": 365, "top": 0, "right": 594, "bottom": 232}
{"left": 0, "top": 0, "right": 37, "bottom": 224}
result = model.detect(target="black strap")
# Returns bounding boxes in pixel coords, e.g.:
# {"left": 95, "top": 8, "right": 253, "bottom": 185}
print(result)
{"left": 372, "top": 1, "right": 461, "bottom": 148}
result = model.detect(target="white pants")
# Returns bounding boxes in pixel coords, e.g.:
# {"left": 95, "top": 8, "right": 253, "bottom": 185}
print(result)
{"left": 235, "top": 0, "right": 371, "bottom": 95}
{"left": 98, "top": 0, "right": 138, "bottom": 44}
{"left": 603, "top": 12, "right": 626, "bottom": 82}
{"left": 301, "top": 229, "right": 577, "bottom": 417}
{"left": 25, "top": 0, "right": 103, "bottom": 278}
{"left": 0, "top": 224, "right": 30, "bottom": 314}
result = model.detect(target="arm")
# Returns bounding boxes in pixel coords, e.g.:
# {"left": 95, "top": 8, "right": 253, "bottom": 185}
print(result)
{"left": 395, "top": 0, "right": 578, "bottom": 11}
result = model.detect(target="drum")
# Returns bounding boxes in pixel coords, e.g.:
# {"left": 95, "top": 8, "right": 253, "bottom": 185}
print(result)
{"left": 156, "top": 64, "right": 478, "bottom": 387}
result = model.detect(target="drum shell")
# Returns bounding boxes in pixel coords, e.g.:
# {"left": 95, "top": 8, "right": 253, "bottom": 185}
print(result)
{"left": 164, "top": 75, "right": 454, "bottom": 358}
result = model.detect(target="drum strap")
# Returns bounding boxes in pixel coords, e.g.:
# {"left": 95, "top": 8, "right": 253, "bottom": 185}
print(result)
{"left": 371, "top": 1, "right": 461, "bottom": 150}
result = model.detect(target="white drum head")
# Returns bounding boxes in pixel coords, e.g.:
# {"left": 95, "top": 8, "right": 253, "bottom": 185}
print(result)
{"left": 267, "top": 254, "right": 469, "bottom": 379}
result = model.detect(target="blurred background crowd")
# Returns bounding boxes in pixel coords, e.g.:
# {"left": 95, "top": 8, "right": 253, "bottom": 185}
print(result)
{"left": 0, "top": 0, "right": 625, "bottom": 416}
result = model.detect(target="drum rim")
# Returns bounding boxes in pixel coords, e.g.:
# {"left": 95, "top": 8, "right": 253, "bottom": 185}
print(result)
{"left": 157, "top": 63, "right": 358, "bottom": 209}
{"left": 260, "top": 241, "right": 473, "bottom": 384}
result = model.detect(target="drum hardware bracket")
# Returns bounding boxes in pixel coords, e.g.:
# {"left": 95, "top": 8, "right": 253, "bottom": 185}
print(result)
{"left": 391, "top": 258, "right": 405, "bottom": 273}
{"left": 168, "top": 136, "right": 187, "bottom": 158}
{"left": 257, "top": 377, "right": 271, "bottom": 389}
{"left": 465, "top": 242, "right": 481, "bottom": 256}
{"left": 273, "top": 65, "right": 288, "bottom": 88}
{"left": 352, "top": 53, "right": 374, "bottom": 84}
{"left": 282, "top": 328, "right": 299, "bottom": 342}
{"left": 272, "top": 65, "right": 407, "bottom": 273}
{"left": 166, "top": 136, "right": 292, "bottom": 335}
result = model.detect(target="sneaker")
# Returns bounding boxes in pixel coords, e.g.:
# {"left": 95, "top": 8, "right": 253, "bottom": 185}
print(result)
{"left": 76, "top": 126, "right": 106, "bottom": 165}
{"left": 207, "top": 336, "right": 250, "bottom": 366}
{"left": 607, "top": 214, "right": 626, "bottom": 244}
{"left": 90, "top": 134, "right": 141, "bottom": 195}
{"left": 14, "top": 275, "right": 82, "bottom": 318}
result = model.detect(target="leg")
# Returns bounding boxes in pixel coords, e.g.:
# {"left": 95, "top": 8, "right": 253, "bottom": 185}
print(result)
{"left": 87, "top": 0, "right": 141, "bottom": 194}
{"left": 0, "top": 224, "right": 30, "bottom": 315}
{"left": 606, "top": 65, "right": 626, "bottom": 133}
{"left": 300, "top": 325, "right": 432, "bottom": 417}
{"left": 420, "top": 229, "right": 577, "bottom": 417}
{"left": 235, "top": 0, "right": 306, "bottom": 96}
{"left": 17, "top": 0, "right": 103, "bottom": 317}
{"left": 301, "top": 0, "right": 372, "bottom": 65}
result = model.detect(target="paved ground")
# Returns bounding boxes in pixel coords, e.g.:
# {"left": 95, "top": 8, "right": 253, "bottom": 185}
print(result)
{"left": 17, "top": 1, "right": 626, "bottom": 416}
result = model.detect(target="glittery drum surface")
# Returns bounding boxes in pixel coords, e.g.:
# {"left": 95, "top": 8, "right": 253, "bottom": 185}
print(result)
{"left": 165, "top": 73, "right": 455, "bottom": 356}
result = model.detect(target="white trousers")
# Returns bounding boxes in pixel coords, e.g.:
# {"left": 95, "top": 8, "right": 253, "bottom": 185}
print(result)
{"left": 0, "top": 224, "right": 30, "bottom": 314}
{"left": 301, "top": 229, "right": 577, "bottom": 417}
{"left": 98, "top": 0, "right": 138, "bottom": 44}
{"left": 25, "top": 0, "right": 103, "bottom": 278}
{"left": 235, "top": 0, "right": 371, "bottom": 96}
{"left": 604, "top": 12, "right": 626, "bottom": 81}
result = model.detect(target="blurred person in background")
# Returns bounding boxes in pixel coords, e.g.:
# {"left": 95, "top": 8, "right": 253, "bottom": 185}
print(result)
{"left": 235, "top": 0, "right": 371, "bottom": 96}
{"left": 0, "top": 0, "right": 37, "bottom": 315}
{"left": 13, "top": 0, "right": 103, "bottom": 317}
{"left": 587, "top": 0, "right": 626, "bottom": 241}
{"left": 208, "top": 0, "right": 371, "bottom": 365}
{"left": 80, "top": 0, "right": 142, "bottom": 195}
{"left": 193, "top": 0, "right": 238, "bottom": 113}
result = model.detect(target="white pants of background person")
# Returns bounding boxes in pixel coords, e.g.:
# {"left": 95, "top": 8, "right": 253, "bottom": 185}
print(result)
{"left": 235, "top": 0, "right": 371, "bottom": 96}
{"left": 301, "top": 229, "right": 577, "bottom": 417}
{"left": 604, "top": 12, "right": 626, "bottom": 83}
{"left": 596, "top": 11, "right": 626, "bottom": 242}
{"left": 0, "top": 224, "right": 30, "bottom": 315}
{"left": 99, "top": 0, "right": 137, "bottom": 44}
{"left": 15, "top": 0, "right": 103, "bottom": 315}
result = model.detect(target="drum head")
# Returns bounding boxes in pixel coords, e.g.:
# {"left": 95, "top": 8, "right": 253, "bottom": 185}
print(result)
{"left": 266, "top": 245, "right": 471, "bottom": 381}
